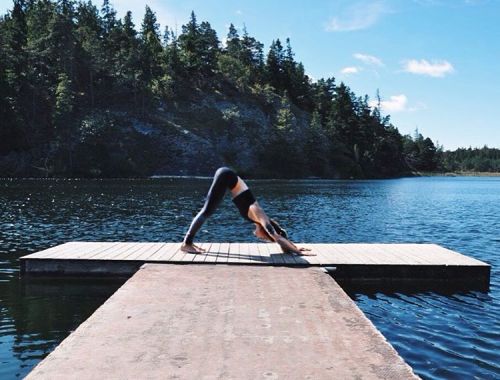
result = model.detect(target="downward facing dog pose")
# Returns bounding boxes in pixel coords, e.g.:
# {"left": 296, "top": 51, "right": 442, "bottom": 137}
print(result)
{"left": 181, "top": 167, "right": 315, "bottom": 255}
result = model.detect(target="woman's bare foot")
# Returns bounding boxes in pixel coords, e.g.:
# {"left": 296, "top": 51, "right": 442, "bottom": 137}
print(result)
{"left": 181, "top": 243, "right": 205, "bottom": 254}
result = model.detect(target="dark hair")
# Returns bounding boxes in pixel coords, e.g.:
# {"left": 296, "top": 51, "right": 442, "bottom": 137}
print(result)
{"left": 269, "top": 219, "right": 288, "bottom": 239}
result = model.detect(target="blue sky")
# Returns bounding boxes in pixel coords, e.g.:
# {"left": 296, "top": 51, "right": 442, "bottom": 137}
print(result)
{"left": 2, "top": 0, "right": 499, "bottom": 149}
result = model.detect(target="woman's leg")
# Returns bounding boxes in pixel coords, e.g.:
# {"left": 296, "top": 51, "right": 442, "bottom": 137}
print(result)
{"left": 183, "top": 167, "right": 238, "bottom": 245}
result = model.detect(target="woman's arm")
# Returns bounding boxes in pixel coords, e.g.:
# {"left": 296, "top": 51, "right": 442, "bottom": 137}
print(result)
{"left": 274, "top": 235, "right": 314, "bottom": 256}
{"left": 259, "top": 220, "right": 314, "bottom": 256}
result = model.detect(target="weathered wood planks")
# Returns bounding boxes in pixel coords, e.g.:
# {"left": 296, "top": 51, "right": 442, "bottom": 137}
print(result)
{"left": 20, "top": 242, "right": 490, "bottom": 287}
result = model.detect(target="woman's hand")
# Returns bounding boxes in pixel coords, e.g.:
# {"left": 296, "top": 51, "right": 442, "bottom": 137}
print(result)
{"left": 275, "top": 236, "right": 316, "bottom": 256}
{"left": 281, "top": 247, "right": 316, "bottom": 256}
{"left": 294, "top": 247, "right": 315, "bottom": 256}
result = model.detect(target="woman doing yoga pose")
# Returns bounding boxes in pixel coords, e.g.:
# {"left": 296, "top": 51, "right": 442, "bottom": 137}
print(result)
{"left": 181, "top": 167, "right": 315, "bottom": 255}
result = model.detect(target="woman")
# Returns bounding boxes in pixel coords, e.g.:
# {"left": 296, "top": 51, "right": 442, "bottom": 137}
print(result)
{"left": 181, "top": 167, "right": 315, "bottom": 256}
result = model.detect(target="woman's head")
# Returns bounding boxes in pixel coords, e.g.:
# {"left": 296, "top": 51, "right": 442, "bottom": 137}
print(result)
{"left": 253, "top": 219, "right": 288, "bottom": 241}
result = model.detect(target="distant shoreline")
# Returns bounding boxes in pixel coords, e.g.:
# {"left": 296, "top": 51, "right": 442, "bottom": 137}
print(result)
{"left": 2, "top": 172, "right": 500, "bottom": 181}
{"left": 417, "top": 171, "right": 500, "bottom": 177}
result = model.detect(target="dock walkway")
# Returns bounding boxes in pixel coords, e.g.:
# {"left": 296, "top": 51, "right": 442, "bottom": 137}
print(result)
{"left": 25, "top": 265, "right": 418, "bottom": 379}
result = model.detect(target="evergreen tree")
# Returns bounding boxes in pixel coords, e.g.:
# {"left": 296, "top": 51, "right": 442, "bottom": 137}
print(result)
{"left": 225, "top": 23, "right": 240, "bottom": 58}
{"left": 75, "top": 1, "right": 103, "bottom": 106}
{"left": 179, "top": 11, "right": 202, "bottom": 75}
{"left": 0, "top": 13, "right": 23, "bottom": 153}
{"left": 164, "top": 29, "right": 182, "bottom": 77}
{"left": 265, "top": 39, "right": 284, "bottom": 91}
{"left": 240, "top": 25, "right": 263, "bottom": 72}
{"left": 100, "top": 0, "right": 116, "bottom": 36}
{"left": 198, "top": 21, "right": 219, "bottom": 76}
{"left": 46, "top": 0, "right": 77, "bottom": 77}
{"left": 304, "top": 110, "right": 329, "bottom": 176}
{"left": 329, "top": 83, "right": 358, "bottom": 149}
{"left": 313, "top": 78, "right": 335, "bottom": 125}
{"left": 54, "top": 72, "right": 75, "bottom": 131}
{"left": 178, "top": 12, "right": 219, "bottom": 80}
{"left": 140, "top": 5, "right": 162, "bottom": 82}
{"left": 114, "top": 10, "right": 140, "bottom": 98}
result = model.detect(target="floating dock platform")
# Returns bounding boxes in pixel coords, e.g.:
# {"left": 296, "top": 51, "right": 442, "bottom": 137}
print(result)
{"left": 21, "top": 242, "right": 490, "bottom": 379}
{"left": 20, "top": 242, "right": 490, "bottom": 286}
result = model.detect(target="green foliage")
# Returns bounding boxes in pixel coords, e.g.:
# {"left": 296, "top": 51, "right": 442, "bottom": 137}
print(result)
{"left": 403, "top": 129, "right": 439, "bottom": 172}
{"left": 0, "top": 0, "right": 471, "bottom": 178}
{"left": 217, "top": 54, "right": 251, "bottom": 90}
{"left": 441, "top": 146, "right": 500, "bottom": 172}
{"left": 53, "top": 72, "right": 75, "bottom": 130}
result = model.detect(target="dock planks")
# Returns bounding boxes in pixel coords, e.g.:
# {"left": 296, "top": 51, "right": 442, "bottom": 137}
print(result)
{"left": 20, "top": 242, "right": 490, "bottom": 286}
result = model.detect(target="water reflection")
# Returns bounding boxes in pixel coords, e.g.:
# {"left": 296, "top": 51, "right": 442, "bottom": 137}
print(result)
{"left": 0, "top": 277, "right": 125, "bottom": 378}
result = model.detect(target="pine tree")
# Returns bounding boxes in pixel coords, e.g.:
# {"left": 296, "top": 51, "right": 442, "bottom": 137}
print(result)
{"left": 179, "top": 11, "right": 202, "bottom": 75}
{"left": 54, "top": 72, "right": 75, "bottom": 130}
{"left": 225, "top": 23, "right": 240, "bottom": 58}
{"left": 240, "top": 25, "right": 264, "bottom": 81}
{"left": 117, "top": 11, "right": 140, "bottom": 81}
{"left": 75, "top": 1, "right": 103, "bottom": 107}
{"left": 198, "top": 21, "right": 219, "bottom": 76}
{"left": 313, "top": 78, "right": 335, "bottom": 125}
{"left": 265, "top": 39, "right": 284, "bottom": 91}
{"left": 140, "top": 6, "right": 163, "bottom": 83}
{"left": 241, "top": 25, "right": 263, "bottom": 67}
{"left": 165, "top": 30, "right": 181, "bottom": 76}
{"left": 100, "top": 0, "right": 122, "bottom": 84}
{"left": 100, "top": 0, "right": 116, "bottom": 36}
{"left": 46, "top": 0, "right": 77, "bottom": 78}
{"left": 305, "top": 110, "right": 329, "bottom": 176}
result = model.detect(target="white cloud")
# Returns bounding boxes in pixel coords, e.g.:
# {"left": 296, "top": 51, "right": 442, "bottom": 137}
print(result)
{"left": 354, "top": 53, "right": 384, "bottom": 66}
{"left": 403, "top": 59, "right": 455, "bottom": 77}
{"left": 369, "top": 94, "right": 426, "bottom": 113}
{"left": 369, "top": 94, "right": 407, "bottom": 112}
{"left": 325, "top": 1, "right": 388, "bottom": 32}
{"left": 341, "top": 66, "right": 360, "bottom": 74}
{"left": 236, "top": 10, "right": 243, "bottom": 15}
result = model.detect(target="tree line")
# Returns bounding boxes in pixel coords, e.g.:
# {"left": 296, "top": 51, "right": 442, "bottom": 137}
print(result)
{"left": 441, "top": 146, "right": 500, "bottom": 173}
{"left": 0, "top": 0, "right": 492, "bottom": 177}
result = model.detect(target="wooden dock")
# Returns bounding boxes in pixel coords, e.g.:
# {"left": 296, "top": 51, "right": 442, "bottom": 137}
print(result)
{"left": 20, "top": 242, "right": 490, "bottom": 286}
{"left": 25, "top": 265, "right": 418, "bottom": 379}
{"left": 21, "top": 243, "right": 491, "bottom": 378}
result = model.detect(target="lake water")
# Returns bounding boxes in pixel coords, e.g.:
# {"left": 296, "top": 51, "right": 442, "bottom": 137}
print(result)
{"left": 0, "top": 177, "right": 499, "bottom": 379}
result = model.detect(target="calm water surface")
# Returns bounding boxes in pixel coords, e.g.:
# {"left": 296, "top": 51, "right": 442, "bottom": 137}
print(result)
{"left": 0, "top": 177, "right": 499, "bottom": 379}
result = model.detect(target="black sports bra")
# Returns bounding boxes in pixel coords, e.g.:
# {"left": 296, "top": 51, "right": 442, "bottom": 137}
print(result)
{"left": 232, "top": 189, "right": 257, "bottom": 223}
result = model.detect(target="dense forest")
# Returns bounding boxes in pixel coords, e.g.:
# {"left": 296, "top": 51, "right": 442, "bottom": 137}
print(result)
{"left": 0, "top": 0, "right": 495, "bottom": 178}
{"left": 441, "top": 146, "right": 500, "bottom": 173}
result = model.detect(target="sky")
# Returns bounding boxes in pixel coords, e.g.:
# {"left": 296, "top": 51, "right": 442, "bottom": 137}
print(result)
{"left": 2, "top": 0, "right": 499, "bottom": 150}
